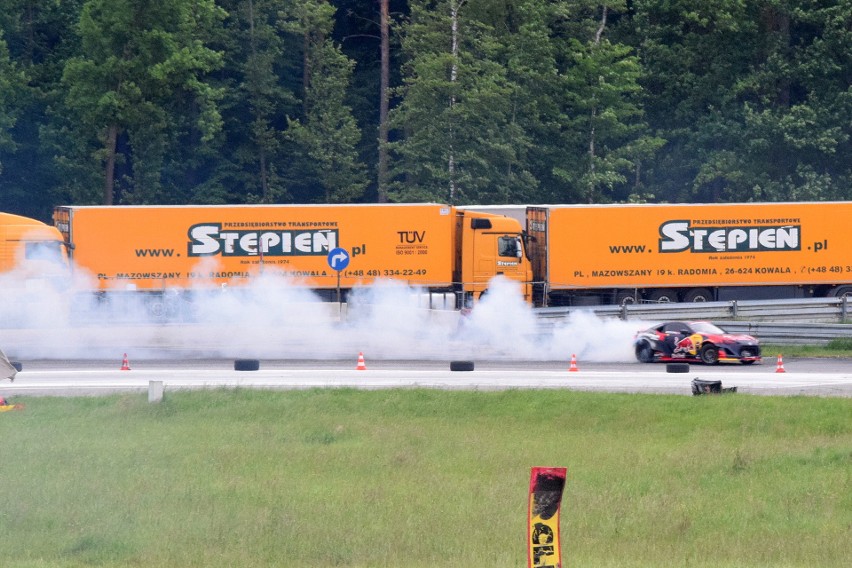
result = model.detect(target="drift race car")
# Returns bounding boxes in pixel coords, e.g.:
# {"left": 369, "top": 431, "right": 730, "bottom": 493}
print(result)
{"left": 634, "top": 321, "right": 762, "bottom": 365}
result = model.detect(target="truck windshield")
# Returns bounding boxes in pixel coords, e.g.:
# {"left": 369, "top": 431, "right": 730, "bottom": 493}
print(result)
{"left": 24, "top": 241, "right": 65, "bottom": 263}
{"left": 498, "top": 236, "right": 522, "bottom": 258}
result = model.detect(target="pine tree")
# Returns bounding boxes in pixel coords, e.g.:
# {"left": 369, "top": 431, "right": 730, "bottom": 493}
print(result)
{"left": 60, "top": 0, "right": 225, "bottom": 204}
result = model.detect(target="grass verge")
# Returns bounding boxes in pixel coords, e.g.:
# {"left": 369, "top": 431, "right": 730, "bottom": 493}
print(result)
{"left": 1, "top": 389, "right": 850, "bottom": 567}
{"left": 763, "top": 338, "right": 852, "bottom": 358}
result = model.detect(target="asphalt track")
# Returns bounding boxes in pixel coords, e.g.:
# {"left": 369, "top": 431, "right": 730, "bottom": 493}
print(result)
{"left": 3, "top": 358, "right": 851, "bottom": 397}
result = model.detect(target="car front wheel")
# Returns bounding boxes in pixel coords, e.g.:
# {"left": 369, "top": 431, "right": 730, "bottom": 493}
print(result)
{"left": 699, "top": 344, "right": 719, "bottom": 365}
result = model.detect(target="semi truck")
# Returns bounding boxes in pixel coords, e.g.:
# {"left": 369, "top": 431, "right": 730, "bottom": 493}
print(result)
{"left": 50, "top": 203, "right": 531, "bottom": 316}
{"left": 3, "top": 201, "right": 851, "bottom": 315}
{"left": 524, "top": 202, "right": 852, "bottom": 306}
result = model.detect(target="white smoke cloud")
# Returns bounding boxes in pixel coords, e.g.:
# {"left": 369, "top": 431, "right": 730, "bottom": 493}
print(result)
{"left": 448, "top": 276, "right": 642, "bottom": 362}
{"left": 0, "top": 255, "right": 642, "bottom": 362}
{"left": 547, "top": 310, "right": 645, "bottom": 362}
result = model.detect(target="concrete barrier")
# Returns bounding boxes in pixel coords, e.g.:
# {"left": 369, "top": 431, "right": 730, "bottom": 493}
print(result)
{"left": 148, "top": 380, "right": 164, "bottom": 403}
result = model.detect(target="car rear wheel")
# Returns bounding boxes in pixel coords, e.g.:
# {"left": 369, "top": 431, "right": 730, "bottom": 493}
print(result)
{"left": 635, "top": 342, "right": 654, "bottom": 363}
{"left": 699, "top": 344, "right": 719, "bottom": 365}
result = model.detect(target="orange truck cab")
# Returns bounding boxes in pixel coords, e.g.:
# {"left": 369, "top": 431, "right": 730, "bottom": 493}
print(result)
{"left": 0, "top": 212, "right": 69, "bottom": 286}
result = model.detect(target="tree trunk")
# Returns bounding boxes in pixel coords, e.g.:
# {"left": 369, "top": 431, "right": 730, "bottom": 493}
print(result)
{"left": 303, "top": 31, "right": 311, "bottom": 117}
{"left": 377, "top": 0, "right": 390, "bottom": 203}
{"left": 448, "top": 1, "right": 466, "bottom": 203}
{"left": 761, "top": 4, "right": 791, "bottom": 107}
{"left": 587, "top": 5, "right": 608, "bottom": 204}
{"left": 103, "top": 123, "right": 118, "bottom": 205}
{"left": 259, "top": 146, "right": 269, "bottom": 202}
{"left": 588, "top": 110, "right": 596, "bottom": 204}
{"left": 247, "top": 0, "right": 270, "bottom": 202}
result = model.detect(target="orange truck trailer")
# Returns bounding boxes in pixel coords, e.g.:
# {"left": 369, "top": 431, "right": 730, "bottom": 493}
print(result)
{"left": 526, "top": 202, "right": 852, "bottom": 306}
{"left": 50, "top": 203, "right": 531, "bottom": 315}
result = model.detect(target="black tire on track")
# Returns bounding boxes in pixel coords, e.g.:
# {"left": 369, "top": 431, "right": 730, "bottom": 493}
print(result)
{"left": 450, "top": 361, "right": 475, "bottom": 372}
{"left": 666, "top": 362, "right": 690, "bottom": 373}
{"left": 234, "top": 359, "right": 260, "bottom": 371}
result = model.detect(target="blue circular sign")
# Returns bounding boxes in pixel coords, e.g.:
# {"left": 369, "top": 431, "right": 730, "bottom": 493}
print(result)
{"left": 327, "top": 247, "right": 350, "bottom": 271}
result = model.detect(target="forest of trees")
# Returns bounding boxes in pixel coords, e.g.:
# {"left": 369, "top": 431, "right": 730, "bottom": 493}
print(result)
{"left": 0, "top": 0, "right": 849, "bottom": 222}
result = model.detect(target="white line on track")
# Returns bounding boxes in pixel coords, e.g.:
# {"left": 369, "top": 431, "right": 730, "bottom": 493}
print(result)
{"left": 4, "top": 369, "right": 851, "bottom": 397}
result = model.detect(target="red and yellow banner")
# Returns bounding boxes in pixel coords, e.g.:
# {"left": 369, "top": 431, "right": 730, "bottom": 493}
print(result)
{"left": 528, "top": 466, "right": 567, "bottom": 568}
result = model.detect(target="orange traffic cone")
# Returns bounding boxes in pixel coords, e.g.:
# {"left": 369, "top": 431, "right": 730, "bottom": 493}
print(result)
{"left": 356, "top": 352, "right": 367, "bottom": 371}
{"left": 775, "top": 354, "right": 786, "bottom": 373}
{"left": 568, "top": 354, "right": 579, "bottom": 372}
{"left": 120, "top": 353, "right": 131, "bottom": 371}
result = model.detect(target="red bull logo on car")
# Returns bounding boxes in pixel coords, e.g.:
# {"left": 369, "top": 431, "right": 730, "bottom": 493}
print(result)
{"left": 672, "top": 333, "right": 703, "bottom": 357}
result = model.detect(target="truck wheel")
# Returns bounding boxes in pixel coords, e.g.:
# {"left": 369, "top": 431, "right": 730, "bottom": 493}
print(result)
{"left": 635, "top": 343, "right": 654, "bottom": 363}
{"left": 146, "top": 298, "right": 167, "bottom": 321}
{"left": 699, "top": 344, "right": 720, "bottom": 365}
{"left": 234, "top": 359, "right": 260, "bottom": 371}
{"left": 450, "top": 361, "right": 475, "bottom": 372}
{"left": 615, "top": 290, "right": 638, "bottom": 306}
{"left": 829, "top": 285, "right": 852, "bottom": 300}
{"left": 666, "top": 363, "right": 690, "bottom": 373}
{"left": 648, "top": 289, "right": 678, "bottom": 303}
{"left": 683, "top": 288, "right": 713, "bottom": 303}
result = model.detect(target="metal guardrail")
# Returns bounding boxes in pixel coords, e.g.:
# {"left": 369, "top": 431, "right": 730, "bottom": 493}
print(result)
{"left": 710, "top": 322, "right": 852, "bottom": 345}
{"left": 535, "top": 298, "right": 851, "bottom": 344}
{"left": 536, "top": 297, "right": 849, "bottom": 323}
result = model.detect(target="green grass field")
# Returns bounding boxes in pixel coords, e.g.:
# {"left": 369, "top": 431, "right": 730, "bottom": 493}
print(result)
{"left": 1, "top": 389, "right": 850, "bottom": 567}
{"left": 763, "top": 338, "right": 852, "bottom": 359}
